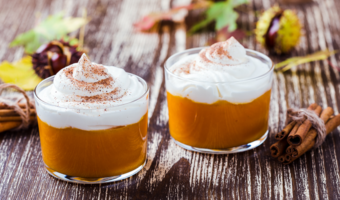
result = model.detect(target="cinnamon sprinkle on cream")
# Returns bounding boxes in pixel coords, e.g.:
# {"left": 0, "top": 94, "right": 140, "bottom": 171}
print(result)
{"left": 64, "top": 66, "right": 116, "bottom": 93}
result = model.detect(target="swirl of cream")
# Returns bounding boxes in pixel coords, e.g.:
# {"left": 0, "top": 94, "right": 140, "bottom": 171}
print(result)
{"left": 191, "top": 37, "right": 255, "bottom": 79}
{"left": 52, "top": 54, "right": 130, "bottom": 105}
{"left": 205, "top": 37, "right": 247, "bottom": 65}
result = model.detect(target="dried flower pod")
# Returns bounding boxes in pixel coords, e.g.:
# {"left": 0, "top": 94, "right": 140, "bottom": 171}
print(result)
{"left": 255, "top": 6, "right": 302, "bottom": 54}
{"left": 32, "top": 40, "right": 84, "bottom": 79}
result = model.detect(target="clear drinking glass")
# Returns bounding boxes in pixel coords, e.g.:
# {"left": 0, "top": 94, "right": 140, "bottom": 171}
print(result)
{"left": 165, "top": 48, "right": 274, "bottom": 154}
{"left": 34, "top": 75, "right": 149, "bottom": 184}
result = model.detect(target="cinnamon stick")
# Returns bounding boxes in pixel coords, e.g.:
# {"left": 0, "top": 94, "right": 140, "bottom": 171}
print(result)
{"left": 284, "top": 140, "right": 314, "bottom": 164}
{"left": 278, "top": 155, "right": 286, "bottom": 163}
{"left": 0, "top": 102, "right": 33, "bottom": 109}
{"left": 289, "top": 122, "right": 300, "bottom": 137}
{"left": 278, "top": 153, "right": 293, "bottom": 163}
{"left": 285, "top": 112, "right": 339, "bottom": 165}
{"left": 288, "top": 119, "right": 313, "bottom": 146}
{"left": 291, "top": 107, "right": 334, "bottom": 157}
{"left": 286, "top": 146, "right": 293, "bottom": 154}
{"left": 275, "top": 121, "right": 296, "bottom": 140}
{"left": 0, "top": 121, "right": 21, "bottom": 132}
{"left": 314, "top": 105, "right": 323, "bottom": 116}
{"left": 275, "top": 103, "right": 318, "bottom": 141}
{"left": 287, "top": 105, "right": 322, "bottom": 146}
{"left": 320, "top": 107, "right": 335, "bottom": 122}
{"left": 285, "top": 153, "right": 292, "bottom": 161}
{"left": 325, "top": 114, "right": 340, "bottom": 134}
{"left": 291, "top": 129, "right": 317, "bottom": 158}
{"left": 270, "top": 137, "right": 289, "bottom": 157}
{"left": 0, "top": 116, "right": 36, "bottom": 122}
{"left": 0, "top": 109, "right": 36, "bottom": 116}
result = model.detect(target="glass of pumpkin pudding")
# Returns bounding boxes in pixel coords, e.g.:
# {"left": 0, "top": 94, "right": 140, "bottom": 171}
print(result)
{"left": 165, "top": 37, "right": 273, "bottom": 154}
{"left": 34, "top": 54, "right": 149, "bottom": 183}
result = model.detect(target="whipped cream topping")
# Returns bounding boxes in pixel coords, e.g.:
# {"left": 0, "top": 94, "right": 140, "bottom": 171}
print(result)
{"left": 73, "top": 54, "right": 110, "bottom": 82}
{"left": 41, "top": 54, "right": 145, "bottom": 109}
{"left": 167, "top": 37, "right": 272, "bottom": 104}
{"left": 203, "top": 37, "right": 247, "bottom": 65}
{"left": 36, "top": 54, "right": 148, "bottom": 130}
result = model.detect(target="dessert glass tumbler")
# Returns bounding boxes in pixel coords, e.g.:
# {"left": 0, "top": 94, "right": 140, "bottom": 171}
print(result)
{"left": 165, "top": 47, "right": 273, "bottom": 154}
{"left": 34, "top": 74, "right": 149, "bottom": 184}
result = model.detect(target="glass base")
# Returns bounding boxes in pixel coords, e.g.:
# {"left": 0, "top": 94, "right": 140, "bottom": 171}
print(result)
{"left": 45, "top": 161, "right": 146, "bottom": 184}
{"left": 172, "top": 130, "right": 268, "bottom": 154}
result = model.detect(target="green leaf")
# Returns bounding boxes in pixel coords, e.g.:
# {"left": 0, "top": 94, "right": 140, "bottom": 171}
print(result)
{"left": 69, "top": 38, "right": 79, "bottom": 46}
{"left": 189, "top": 2, "right": 226, "bottom": 33}
{"left": 232, "top": 0, "right": 248, "bottom": 7}
{"left": 10, "top": 12, "right": 88, "bottom": 54}
{"left": 215, "top": 6, "right": 238, "bottom": 31}
{"left": 24, "top": 37, "right": 42, "bottom": 54}
{"left": 9, "top": 30, "right": 35, "bottom": 47}
{"left": 206, "top": 2, "right": 229, "bottom": 20}
{"left": 275, "top": 50, "right": 338, "bottom": 72}
{"left": 189, "top": 18, "right": 213, "bottom": 34}
{"left": 189, "top": 0, "right": 248, "bottom": 33}
{"left": 64, "top": 18, "right": 88, "bottom": 32}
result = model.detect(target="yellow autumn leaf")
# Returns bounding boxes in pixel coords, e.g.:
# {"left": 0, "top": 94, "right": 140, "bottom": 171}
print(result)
{"left": 0, "top": 56, "right": 43, "bottom": 90}
{"left": 275, "top": 50, "right": 338, "bottom": 72}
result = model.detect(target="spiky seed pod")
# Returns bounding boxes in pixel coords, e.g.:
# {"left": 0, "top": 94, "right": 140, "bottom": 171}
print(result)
{"left": 255, "top": 6, "right": 302, "bottom": 54}
{"left": 32, "top": 40, "right": 84, "bottom": 79}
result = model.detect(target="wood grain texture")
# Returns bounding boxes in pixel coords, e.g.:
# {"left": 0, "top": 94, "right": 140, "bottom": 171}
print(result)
{"left": 1, "top": 0, "right": 340, "bottom": 199}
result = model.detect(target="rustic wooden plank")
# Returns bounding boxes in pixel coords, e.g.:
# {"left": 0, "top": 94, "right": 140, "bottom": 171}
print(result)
{"left": 305, "top": 5, "right": 333, "bottom": 200}
{"left": 311, "top": 3, "right": 340, "bottom": 199}
{"left": 317, "top": 2, "right": 340, "bottom": 199}
{"left": 295, "top": 6, "right": 322, "bottom": 200}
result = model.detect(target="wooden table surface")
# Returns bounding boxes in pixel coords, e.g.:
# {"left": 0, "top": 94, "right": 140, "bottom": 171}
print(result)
{"left": 1, "top": 0, "right": 340, "bottom": 199}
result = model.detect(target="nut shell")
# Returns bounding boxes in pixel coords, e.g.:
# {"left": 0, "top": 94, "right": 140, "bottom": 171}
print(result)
{"left": 255, "top": 6, "right": 301, "bottom": 54}
{"left": 32, "top": 40, "right": 84, "bottom": 79}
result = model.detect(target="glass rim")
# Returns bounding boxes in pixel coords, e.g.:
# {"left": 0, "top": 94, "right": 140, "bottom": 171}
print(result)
{"left": 164, "top": 47, "right": 274, "bottom": 84}
{"left": 34, "top": 73, "right": 149, "bottom": 110}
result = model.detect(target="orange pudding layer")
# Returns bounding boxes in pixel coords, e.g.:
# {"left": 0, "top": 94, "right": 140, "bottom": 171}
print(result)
{"left": 37, "top": 113, "right": 148, "bottom": 178}
{"left": 167, "top": 91, "right": 271, "bottom": 149}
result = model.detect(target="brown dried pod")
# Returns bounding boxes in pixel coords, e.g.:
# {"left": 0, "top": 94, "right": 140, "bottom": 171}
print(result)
{"left": 32, "top": 40, "right": 84, "bottom": 79}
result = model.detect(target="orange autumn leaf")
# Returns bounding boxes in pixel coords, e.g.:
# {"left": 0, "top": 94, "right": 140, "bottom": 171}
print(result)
{"left": 134, "top": 2, "right": 211, "bottom": 31}
{"left": 207, "top": 26, "right": 247, "bottom": 45}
